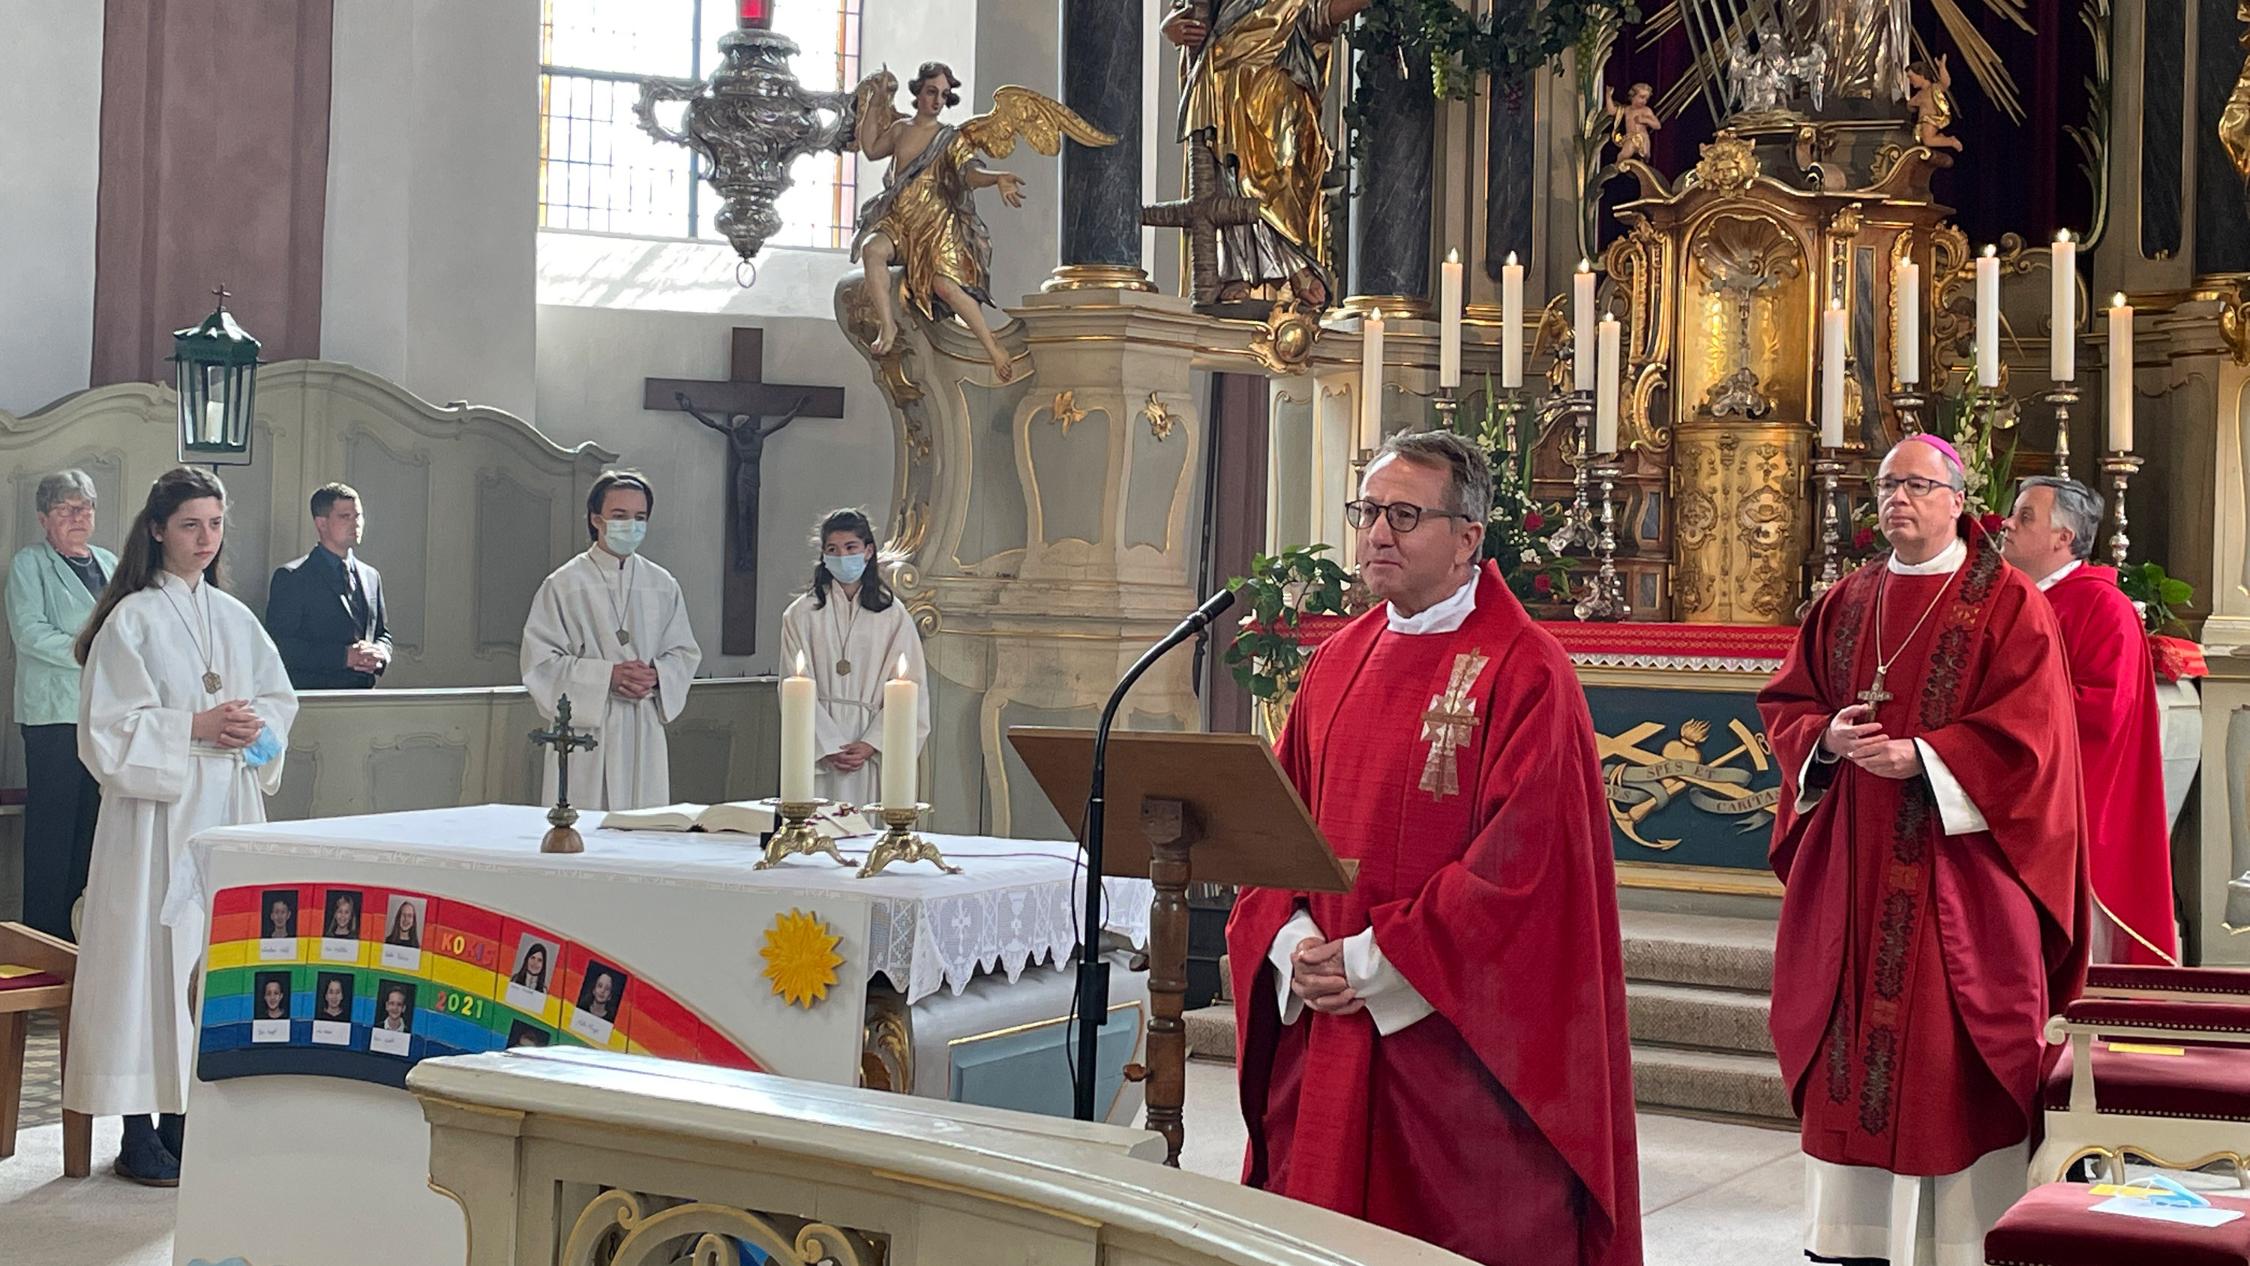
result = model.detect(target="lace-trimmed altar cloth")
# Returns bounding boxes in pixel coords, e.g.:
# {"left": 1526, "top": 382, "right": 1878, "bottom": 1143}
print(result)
{"left": 171, "top": 803, "right": 1151, "bottom": 1006}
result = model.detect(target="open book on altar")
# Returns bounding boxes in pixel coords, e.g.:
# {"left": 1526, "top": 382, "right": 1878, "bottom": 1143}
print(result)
{"left": 597, "top": 802, "right": 868, "bottom": 838}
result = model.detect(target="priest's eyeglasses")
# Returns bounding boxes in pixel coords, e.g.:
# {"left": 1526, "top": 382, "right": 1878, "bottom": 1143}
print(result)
{"left": 1873, "top": 476, "right": 1964, "bottom": 499}
{"left": 1343, "top": 499, "right": 1472, "bottom": 532}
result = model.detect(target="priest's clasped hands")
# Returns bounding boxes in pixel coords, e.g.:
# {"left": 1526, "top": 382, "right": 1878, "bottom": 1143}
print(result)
{"left": 1289, "top": 935, "right": 1365, "bottom": 1017}
{"left": 609, "top": 660, "right": 660, "bottom": 701}
{"left": 1823, "top": 703, "right": 1925, "bottom": 780}
{"left": 192, "top": 699, "right": 266, "bottom": 749}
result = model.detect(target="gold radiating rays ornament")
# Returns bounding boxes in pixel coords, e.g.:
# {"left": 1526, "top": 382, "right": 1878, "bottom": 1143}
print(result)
{"left": 760, "top": 908, "right": 844, "bottom": 1008}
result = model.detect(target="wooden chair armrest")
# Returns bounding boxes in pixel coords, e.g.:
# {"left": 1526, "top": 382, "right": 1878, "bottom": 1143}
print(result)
{"left": 0, "top": 922, "right": 77, "bottom": 981}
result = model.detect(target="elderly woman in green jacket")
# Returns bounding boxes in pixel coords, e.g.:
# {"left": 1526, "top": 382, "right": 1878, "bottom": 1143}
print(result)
{"left": 6, "top": 470, "right": 119, "bottom": 939}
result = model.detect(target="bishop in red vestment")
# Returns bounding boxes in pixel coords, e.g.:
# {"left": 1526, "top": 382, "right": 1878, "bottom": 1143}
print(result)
{"left": 1228, "top": 432, "right": 1641, "bottom": 1266}
{"left": 2004, "top": 476, "right": 2179, "bottom": 965}
{"left": 1759, "top": 437, "right": 2088, "bottom": 1265}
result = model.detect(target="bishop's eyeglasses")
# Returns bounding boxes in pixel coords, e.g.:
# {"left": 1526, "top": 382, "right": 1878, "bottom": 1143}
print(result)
{"left": 1343, "top": 499, "right": 1472, "bottom": 533}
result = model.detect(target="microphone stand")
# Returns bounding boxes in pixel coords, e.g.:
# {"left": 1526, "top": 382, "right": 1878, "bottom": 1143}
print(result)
{"left": 1072, "top": 589, "right": 1236, "bottom": 1121}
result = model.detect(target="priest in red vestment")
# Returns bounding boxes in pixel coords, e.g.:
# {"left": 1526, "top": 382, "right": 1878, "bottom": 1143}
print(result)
{"left": 1227, "top": 431, "right": 1641, "bottom": 1266}
{"left": 2004, "top": 475, "right": 2179, "bottom": 965}
{"left": 1759, "top": 435, "right": 2088, "bottom": 1266}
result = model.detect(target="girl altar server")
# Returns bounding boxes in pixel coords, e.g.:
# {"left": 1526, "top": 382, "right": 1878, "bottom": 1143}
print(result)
{"left": 778, "top": 509, "right": 930, "bottom": 806}
{"left": 67, "top": 467, "right": 297, "bottom": 1185}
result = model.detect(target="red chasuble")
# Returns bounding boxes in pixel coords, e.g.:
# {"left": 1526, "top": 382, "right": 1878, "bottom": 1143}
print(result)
{"left": 1758, "top": 527, "right": 2089, "bottom": 1177}
{"left": 2042, "top": 563, "right": 2178, "bottom": 965}
{"left": 1227, "top": 561, "right": 1641, "bottom": 1266}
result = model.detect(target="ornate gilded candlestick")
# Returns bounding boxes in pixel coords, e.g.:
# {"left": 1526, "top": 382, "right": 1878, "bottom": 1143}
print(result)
{"left": 1433, "top": 384, "right": 1460, "bottom": 433}
{"left": 754, "top": 797, "right": 852, "bottom": 870}
{"left": 2043, "top": 385, "right": 2079, "bottom": 480}
{"left": 1891, "top": 387, "right": 1929, "bottom": 437}
{"left": 857, "top": 803, "right": 959, "bottom": 879}
{"left": 2102, "top": 453, "right": 2143, "bottom": 568}
{"left": 1546, "top": 391, "right": 1599, "bottom": 555}
{"left": 1493, "top": 387, "right": 1527, "bottom": 462}
{"left": 1572, "top": 458, "right": 1629, "bottom": 621}
{"left": 1811, "top": 450, "right": 1847, "bottom": 596}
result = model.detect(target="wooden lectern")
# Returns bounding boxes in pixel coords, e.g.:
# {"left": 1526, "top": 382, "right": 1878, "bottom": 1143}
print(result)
{"left": 1007, "top": 728, "right": 1354, "bottom": 1167}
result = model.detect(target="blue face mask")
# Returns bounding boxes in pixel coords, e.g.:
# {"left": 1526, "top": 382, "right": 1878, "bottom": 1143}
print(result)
{"left": 823, "top": 553, "right": 868, "bottom": 584}
{"left": 603, "top": 519, "right": 648, "bottom": 556}
{"left": 243, "top": 725, "right": 284, "bottom": 769}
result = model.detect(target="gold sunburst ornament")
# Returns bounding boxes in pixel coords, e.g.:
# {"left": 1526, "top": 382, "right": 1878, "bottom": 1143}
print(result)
{"left": 760, "top": 908, "right": 844, "bottom": 1008}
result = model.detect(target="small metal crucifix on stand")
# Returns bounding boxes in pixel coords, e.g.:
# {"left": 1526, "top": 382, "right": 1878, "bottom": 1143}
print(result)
{"left": 531, "top": 695, "right": 599, "bottom": 854}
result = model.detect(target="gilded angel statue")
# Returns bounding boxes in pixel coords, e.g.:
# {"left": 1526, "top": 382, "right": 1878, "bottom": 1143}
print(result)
{"left": 847, "top": 63, "right": 1115, "bottom": 382}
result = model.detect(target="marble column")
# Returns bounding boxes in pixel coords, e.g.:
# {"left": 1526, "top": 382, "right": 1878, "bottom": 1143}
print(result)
{"left": 1484, "top": 76, "right": 1537, "bottom": 277}
{"left": 1347, "top": 49, "right": 1436, "bottom": 308}
{"left": 1051, "top": 0, "right": 1149, "bottom": 287}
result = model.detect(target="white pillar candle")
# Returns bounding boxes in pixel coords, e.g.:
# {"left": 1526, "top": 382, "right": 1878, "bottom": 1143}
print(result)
{"left": 1500, "top": 252, "right": 1525, "bottom": 389}
{"left": 1896, "top": 260, "right": 1920, "bottom": 385}
{"left": 1975, "top": 245, "right": 2000, "bottom": 387}
{"left": 1439, "top": 249, "right": 1463, "bottom": 389}
{"left": 204, "top": 399, "right": 227, "bottom": 445}
{"left": 1820, "top": 301, "right": 1847, "bottom": 449}
{"left": 2107, "top": 294, "right": 2134, "bottom": 451}
{"left": 1594, "top": 314, "right": 1621, "bottom": 453}
{"left": 1359, "top": 309, "right": 1385, "bottom": 452}
{"left": 1573, "top": 259, "right": 1596, "bottom": 392}
{"left": 2050, "top": 231, "right": 2076, "bottom": 381}
{"left": 780, "top": 652, "right": 815, "bottom": 804}
{"left": 881, "top": 654, "right": 918, "bottom": 810}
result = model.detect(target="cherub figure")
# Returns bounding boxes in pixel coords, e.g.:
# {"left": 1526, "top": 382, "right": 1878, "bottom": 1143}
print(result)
{"left": 848, "top": 63, "right": 1115, "bottom": 382}
{"left": 1905, "top": 55, "right": 1963, "bottom": 152}
{"left": 1609, "top": 82, "right": 1661, "bottom": 163}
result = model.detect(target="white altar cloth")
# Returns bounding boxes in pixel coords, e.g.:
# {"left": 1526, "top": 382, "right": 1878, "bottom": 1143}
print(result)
{"left": 172, "top": 803, "right": 1152, "bottom": 1004}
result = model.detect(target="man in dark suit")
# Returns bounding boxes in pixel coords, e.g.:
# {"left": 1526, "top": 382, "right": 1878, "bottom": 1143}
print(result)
{"left": 266, "top": 482, "right": 392, "bottom": 689}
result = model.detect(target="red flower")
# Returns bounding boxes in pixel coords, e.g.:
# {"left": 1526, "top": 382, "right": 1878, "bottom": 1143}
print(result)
{"left": 1523, "top": 510, "right": 1545, "bottom": 531}
{"left": 1533, "top": 574, "right": 1553, "bottom": 595}
{"left": 1852, "top": 527, "right": 1875, "bottom": 552}
{"left": 1980, "top": 512, "right": 2007, "bottom": 538}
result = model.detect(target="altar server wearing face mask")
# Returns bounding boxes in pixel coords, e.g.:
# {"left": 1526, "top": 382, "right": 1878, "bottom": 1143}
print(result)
{"left": 778, "top": 508, "right": 930, "bottom": 806}
{"left": 521, "top": 470, "right": 702, "bottom": 810}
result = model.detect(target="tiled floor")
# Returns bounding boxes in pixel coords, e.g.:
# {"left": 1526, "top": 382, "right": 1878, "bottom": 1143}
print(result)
{"left": 7, "top": 1026, "right": 1813, "bottom": 1265}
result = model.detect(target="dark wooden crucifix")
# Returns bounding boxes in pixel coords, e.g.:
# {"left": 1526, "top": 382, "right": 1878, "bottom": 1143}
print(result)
{"left": 643, "top": 328, "right": 845, "bottom": 655}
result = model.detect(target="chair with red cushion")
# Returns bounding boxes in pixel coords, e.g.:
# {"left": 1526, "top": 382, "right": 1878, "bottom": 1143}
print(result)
{"left": 1987, "top": 1183, "right": 2250, "bottom": 1266}
{"left": 0, "top": 922, "right": 90, "bottom": 1175}
{"left": 2033, "top": 978, "right": 2250, "bottom": 1185}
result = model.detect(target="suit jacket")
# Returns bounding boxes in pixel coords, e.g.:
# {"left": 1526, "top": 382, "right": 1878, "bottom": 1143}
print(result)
{"left": 266, "top": 548, "right": 391, "bottom": 689}
{"left": 5, "top": 541, "right": 120, "bottom": 725}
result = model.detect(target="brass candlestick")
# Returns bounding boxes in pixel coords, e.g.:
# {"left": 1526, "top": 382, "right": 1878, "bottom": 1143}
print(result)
{"left": 1573, "top": 458, "right": 1630, "bottom": 621}
{"left": 2044, "top": 385, "right": 2079, "bottom": 481}
{"left": 1547, "top": 391, "right": 1599, "bottom": 555}
{"left": 1433, "top": 383, "right": 1460, "bottom": 432}
{"left": 2103, "top": 453, "right": 2143, "bottom": 568}
{"left": 857, "top": 803, "right": 958, "bottom": 879}
{"left": 1891, "top": 386, "right": 1929, "bottom": 437}
{"left": 754, "top": 798, "right": 852, "bottom": 870}
{"left": 1494, "top": 386, "right": 1528, "bottom": 462}
{"left": 1811, "top": 451, "right": 1847, "bottom": 596}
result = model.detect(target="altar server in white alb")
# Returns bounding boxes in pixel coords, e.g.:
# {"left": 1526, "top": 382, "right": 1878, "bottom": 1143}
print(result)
{"left": 778, "top": 508, "right": 930, "bottom": 805}
{"left": 522, "top": 470, "right": 702, "bottom": 810}
{"left": 68, "top": 466, "right": 297, "bottom": 1186}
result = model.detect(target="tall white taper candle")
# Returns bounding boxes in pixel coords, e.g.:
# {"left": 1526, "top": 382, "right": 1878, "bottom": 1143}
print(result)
{"left": 780, "top": 652, "right": 815, "bottom": 803}
{"left": 1500, "top": 252, "right": 1525, "bottom": 388}
{"left": 1975, "top": 245, "right": 2000, "bottom": 387}
{"left": 1439, "top": 249, "right": 1463, "bottom": 388}
{"left": 1360, "top": 309, "right": 1385, "bottom": 452}
{"left": 1896, "top": 260, "right": 1920, "bottom": 384}
{"left": 2107, "top": 294, "right": 2134, "bottom": 451}
{"left": 1594, "top": 314, "right": 1621, "bottom": 453}
{"left": 1820, "top": 301, "right": 1847, "bottom": 449}
{"left": 881, "top": 654, "right": 918, "bottom": 810}
{"left": 1573, "top": 260, "right": 1596, "bottom": 392}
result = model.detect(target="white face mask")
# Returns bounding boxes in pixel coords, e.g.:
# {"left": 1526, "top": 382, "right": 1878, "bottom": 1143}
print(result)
{"left": 823, "top": 553, "right": 868, "bottom": 584}
{"left": 603, "top": 519, "right": 647, "bottom": 556}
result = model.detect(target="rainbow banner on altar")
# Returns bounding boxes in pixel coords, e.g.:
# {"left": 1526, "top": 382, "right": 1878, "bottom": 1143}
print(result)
{"left": 197, "top": 883, "right": 761, "bottom": 1090}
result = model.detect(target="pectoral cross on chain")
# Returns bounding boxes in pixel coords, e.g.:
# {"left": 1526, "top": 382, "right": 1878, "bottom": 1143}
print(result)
{"left": 1857, "top": 666, "right": 1894, "bottom": 707}
{"left": 530, "top": 694, "right": 600, "bottom": 822}
{"left": 1419, "top": 651, "right": 1491, "bottom": 800}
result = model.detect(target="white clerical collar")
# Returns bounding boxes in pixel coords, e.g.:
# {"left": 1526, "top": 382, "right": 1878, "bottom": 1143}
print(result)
{"left": 583, "top": 545, "right": 632, "bottom": 573}
{"left": 1386, "top": 569, "right": 1479, "bottom": 635}
{"left": 2035, "top": 558, "right": 2084, "bottom": 592}
{"left": 156, "top": 568, "right": 204, "bottom": 594}
{"left": 1887, "top": 537, "right": 1966, "bottom": 576}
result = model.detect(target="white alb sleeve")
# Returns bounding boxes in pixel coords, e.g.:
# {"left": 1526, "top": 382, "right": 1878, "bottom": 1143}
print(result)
{"left": 1342, "top": 928, "right": 1437, "bottom": 1036}
{"left": 1913, "top": 739, "right": 1990, "bottom": 835}
{"left": 1269, "top": 909, "right": 1322, "bottom": 1026}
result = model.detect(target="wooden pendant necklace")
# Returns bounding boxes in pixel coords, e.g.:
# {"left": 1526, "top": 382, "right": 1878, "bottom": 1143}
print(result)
{"left": 159, "top": 575, "right": 223, "bottom": 694}
{"left": 1862, "top": 560, "right": 1956, "bottom": 707}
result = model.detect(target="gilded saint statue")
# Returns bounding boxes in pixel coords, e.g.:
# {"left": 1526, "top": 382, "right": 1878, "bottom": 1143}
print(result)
{"left": 1818, "top": 0, "right": 1910, "bottom": 103}
{"left": 1159, "top": 0, "right": 1372, "bottom": 307}
{"left": 848, "top": 63, "right": 1114, "bottom": 382}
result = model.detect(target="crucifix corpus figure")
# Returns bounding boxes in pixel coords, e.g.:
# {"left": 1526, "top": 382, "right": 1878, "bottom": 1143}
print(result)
{"left": 644, "top": 328, "right": 846, "bottom": 655}
{"left": 531, "top": 694, "right": 599, "bottom": 854}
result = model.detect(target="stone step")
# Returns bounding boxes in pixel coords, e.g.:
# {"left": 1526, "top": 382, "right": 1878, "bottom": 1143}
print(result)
{"left": 1626, "top": 980, "right": 1774, "bottom": 1056}
{"left": 1630, "top": 1043, "right": 1796, "bottom": 1126}
{"left": 1619, "top": 910, "right": 1776, "bottom": 993}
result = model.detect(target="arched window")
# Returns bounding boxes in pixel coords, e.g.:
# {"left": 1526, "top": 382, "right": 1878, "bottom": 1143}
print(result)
{"left": 538, "top": 0, "right": 861, "bottom": 248}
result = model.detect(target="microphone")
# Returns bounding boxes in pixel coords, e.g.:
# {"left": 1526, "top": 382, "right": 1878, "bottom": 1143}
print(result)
{"left": 1069, "top": 587, "right": 1238, "bottom": 1122}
